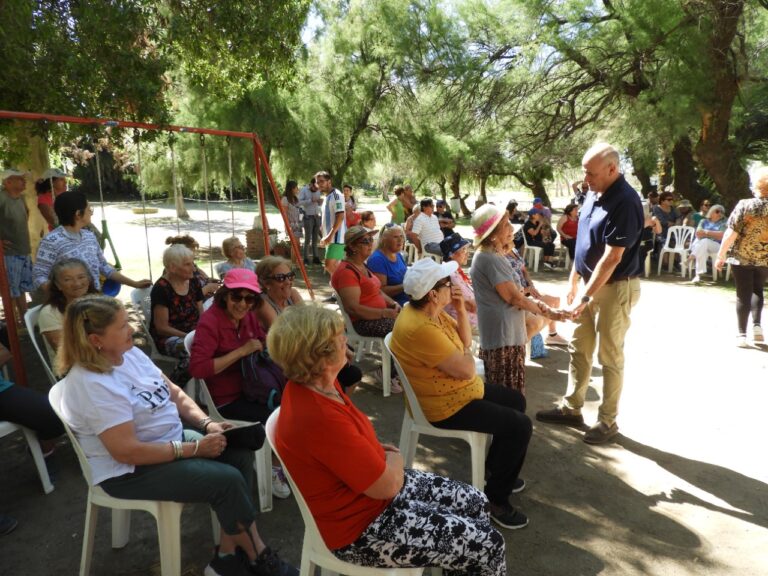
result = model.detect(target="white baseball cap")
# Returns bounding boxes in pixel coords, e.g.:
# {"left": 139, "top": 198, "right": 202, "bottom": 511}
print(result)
{"left": 403, "top": 258, "right": 459, "bottom": 300}
{"left": 41, "top": 168, "right": 71, "bottom": 180}
{"left": 1, "top": 168, "right": 29, "bottom": 181}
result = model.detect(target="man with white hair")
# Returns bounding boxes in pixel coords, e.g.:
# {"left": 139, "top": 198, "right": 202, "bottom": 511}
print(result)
{"left": 536, "top": 143, "right": 643, "bottom": 444}
{"left": 0, "top": 169, "right": 33, "bottom": 327}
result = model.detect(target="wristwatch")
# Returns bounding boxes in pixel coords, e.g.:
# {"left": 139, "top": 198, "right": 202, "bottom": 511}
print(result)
{"left": 581, "top": 295, "right": 591, "bottom": 305}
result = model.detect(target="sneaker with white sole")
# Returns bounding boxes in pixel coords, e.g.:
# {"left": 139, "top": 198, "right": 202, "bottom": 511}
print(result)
{"left": 489, "top": 502, "right": 528, "bottom": 530}
{"left": 271, "top": 466, "right": 291, "bottom": 499}
{"left": 692, "top": 275, "right": 701, "bottom": 285}
{"left": 736, "top": 335, "right": 749, "bottom": 348}
{"left": 545, "top": 333, "right": 569, "bottom": 347}
{"left": 754, "top": 325, "right": 764, "bottom": 343}
{"left": 205, "top": 549, "right": 250, "bottom": 576}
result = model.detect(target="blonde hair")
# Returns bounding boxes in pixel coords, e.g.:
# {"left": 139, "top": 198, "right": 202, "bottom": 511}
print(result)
{"left": 267, "top": 305, "right": 344, "bottom": 384}
{"left": 222, "top": 236, "right": 243, "bottom": 259}
{"left": 256, "top": 255, "right": 291, "bottom": 285}
{"left": 56, "top": 295, "right": 123, "bottom": 375}
{"left": 163, "top": 244, "right": 193, "bottom": 269}
{"left": 752, "top": 166, "right": 768, "bottom": 197}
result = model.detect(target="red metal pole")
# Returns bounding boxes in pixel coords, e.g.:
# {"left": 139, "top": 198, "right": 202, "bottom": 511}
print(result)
{"left": 0, "top": 240, "right": 27, "bottom": 387}
{"left": 0, "top": 110, "right": 256, "bottom": 140}
{"left": 251, "top": 140, "right": 271, "bottom": 255}
{"left": 254, "top": 140, "right": 315, "bottom": 300}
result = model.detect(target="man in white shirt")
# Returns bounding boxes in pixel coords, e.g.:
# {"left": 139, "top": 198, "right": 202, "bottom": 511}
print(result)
{"left": 409, "top": 198, "right": 444, "bottom": 255}
{"left": 317, "top": 171, "right": 347, "bottom": 275}
{"left": 298, "top": 178, "right": 323, "bottom": 264}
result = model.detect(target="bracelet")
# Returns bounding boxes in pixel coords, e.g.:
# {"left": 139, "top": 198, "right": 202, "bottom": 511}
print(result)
{"left": 199, "top": 417, "right": 212, "bottom": 432}
{"left": 170, "top": 440, "right": 183, "bottom": 460}
{"left": 192, "top": 440, "right": 200, "bottom": 457}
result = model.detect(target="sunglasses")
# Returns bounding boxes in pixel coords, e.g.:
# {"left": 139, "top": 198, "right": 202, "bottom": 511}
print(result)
{"left": 357, "top": 237, "right": 374, "bottom": 245}
{"left": 229, "top": 291, "right": 259, "bottom": 304}
{"left": 270, "top": 272, "right": 296, "bottom": 283}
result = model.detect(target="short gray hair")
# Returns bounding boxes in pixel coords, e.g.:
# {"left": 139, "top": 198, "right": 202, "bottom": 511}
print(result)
{"left": 707, "top": 204, "right": 725, "bottom": 219}
{"left": 163, "top": 244, "right": 193, "bottom": 269}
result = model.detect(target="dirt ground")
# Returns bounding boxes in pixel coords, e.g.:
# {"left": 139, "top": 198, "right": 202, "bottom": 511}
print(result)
{"left": 1, "top": 201, "right": 767, "bottom": 576}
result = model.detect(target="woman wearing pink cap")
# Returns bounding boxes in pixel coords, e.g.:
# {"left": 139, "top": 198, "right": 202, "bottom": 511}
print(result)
{"left": 189, "top": 268, "right": 292, "bottom": 499}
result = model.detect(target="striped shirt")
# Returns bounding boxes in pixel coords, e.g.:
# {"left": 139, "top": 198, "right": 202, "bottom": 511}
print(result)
{"left": 321, "top": 189, "right": 347, "bottom": 244}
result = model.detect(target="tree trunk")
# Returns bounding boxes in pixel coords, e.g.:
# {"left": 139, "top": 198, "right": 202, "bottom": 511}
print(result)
{"left": 693, "top": 0, "right": 749, "bottom": 210}
{"left": 658, "top": 155, "right": 673, "bottom": 190}
{"left": 477, "top": 173, "right": 488, "bottom": 208}
{"left": 632, "top": 166, "right": 653, "bottom": 195}
{"left": 450, "top": 168, "right": 471, "bottom": 217}
{"left": 530, "top": 178, "right": 550, "bottom": 209}
{"left": 436, "top": 176, "right": 447, "bottom": 200}
{"left": 672, "top": 136, "right": 698, "bottom": 202}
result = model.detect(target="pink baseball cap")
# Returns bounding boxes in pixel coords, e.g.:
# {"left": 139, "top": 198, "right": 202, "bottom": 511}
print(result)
{"left": 223, "top": 268, "right": 261, "bottom": 293}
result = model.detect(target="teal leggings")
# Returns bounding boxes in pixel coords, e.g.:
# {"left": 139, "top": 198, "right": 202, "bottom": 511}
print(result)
{"left": 100, "top": 430, "right": 257, "bottom": 535}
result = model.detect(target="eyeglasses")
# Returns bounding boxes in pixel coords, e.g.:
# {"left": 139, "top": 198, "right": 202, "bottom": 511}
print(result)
{"left": 229, "top": 291, "right": 259, "bottom": 304}
{"left": 702, "top": 203, "right": 711, "bottom": 207}
{"left": 357, "top": 237, "right": 374, "bottom": 245}
{"left": 434, "top": 280, "right": 452, "bottom": 291}
{"left": 269, "top": 272, "right": 296, "bottom": 283}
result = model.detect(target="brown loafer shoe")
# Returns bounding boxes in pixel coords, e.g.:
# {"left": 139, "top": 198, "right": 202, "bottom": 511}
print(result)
{"left": 535, "top": 407, "right": 584, "bottom": 427}
{"left": 583, "top": 422, "right": 619, "bottom": 445}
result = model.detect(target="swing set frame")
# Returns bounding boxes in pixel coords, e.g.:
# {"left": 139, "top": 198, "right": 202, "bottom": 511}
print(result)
{"left": 0, "top": 109, "right": 312, "bottom": 388}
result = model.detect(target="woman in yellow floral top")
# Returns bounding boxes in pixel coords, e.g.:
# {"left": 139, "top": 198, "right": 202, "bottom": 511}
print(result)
{"left": 716, "top": 167, "right": 768, "bottom": 347}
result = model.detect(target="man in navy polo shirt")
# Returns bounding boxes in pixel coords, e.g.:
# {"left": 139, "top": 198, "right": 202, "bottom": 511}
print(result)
{"left": 536, "top": 143, "right": 643, "bottom": 444}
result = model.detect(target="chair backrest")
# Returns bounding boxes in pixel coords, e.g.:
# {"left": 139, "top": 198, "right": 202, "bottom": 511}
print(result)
{"left": 665, "top": 225, "right": 695, "bottom": 250}
{"left": 130, "top": 286, "right": 153, "bottom": 322}
{"left": 183, "top": 330, "right": 195, "bottom": 355}
{"left": 265, "top": 409, "right": 326, "bottom": 547}
{"left": 183, "top": 330, "right": 222, "bottom": 419}
{"left": 382, "top": 334, "right": 430, "bottom": 427}
{"left": 49, "top": 381, "right": 96, "bottom": 486}
{"left": 24, "top": 305, "right": 57, "bottom": 386}
{"left": 333, "top": 292, "right": 365, "bottom": 340}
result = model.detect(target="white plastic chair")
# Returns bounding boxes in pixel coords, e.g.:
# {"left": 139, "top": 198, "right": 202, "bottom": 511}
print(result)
{"left": 333, "top": 294, "right": 393, "bottom": 397}
{"left": 685, "top": 251, "right": 732, "bottom": 282}
{"left": 383, "top": 334, "right": 490, "bottom": 491}
{"left": 521, "top": 229, "right": 542, "bottom": 273}
{"left": 48, "top": 382, "right": 219, "bottom": 576}
{"left": 266, "top": 409, "right": 438, "bottom": 576}
{"left": 657, "top": 225, "right": 695, "bottom": 277}
{"left": 403, "top": 243, "right": 418, "bottom": 266}
{"left": 184, "top": 331, "right": 273, "bottom": 512}
{"left": 129, "top": 287, "right": 177, "bottom": 365}
{"left": 0, "top": 421, "right": 55, "bottom": 494}
{"left": 419, "top": 252, "right": 441, "bottom": 263}
{"left": 24, "top": 305, "right": 58, "bottom": 386}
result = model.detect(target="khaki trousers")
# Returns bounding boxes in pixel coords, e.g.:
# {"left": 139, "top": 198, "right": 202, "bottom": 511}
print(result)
{"left": 563, "top": 277, "right": 640, "bottom": 426}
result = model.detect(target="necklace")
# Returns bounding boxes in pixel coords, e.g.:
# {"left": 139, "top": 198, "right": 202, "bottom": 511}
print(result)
{"left": 309, "top": 385, "right": 343, "bottom": 401}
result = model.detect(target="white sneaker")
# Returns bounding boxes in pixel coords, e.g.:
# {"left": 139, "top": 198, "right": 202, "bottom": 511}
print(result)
{"left": 736, "top": 335, "right": 749, "bottom": 348}
{"left": 754, "top": 325, "right": 764, "bottom": 343}
{"left": 545, "top": 333, "right": 569, "bottom": 347}
{"left": 692, "top": 275, "right": 701, "bottom": 285}
{"left": 271, "top": 466, "right": 291, "bottom": 499}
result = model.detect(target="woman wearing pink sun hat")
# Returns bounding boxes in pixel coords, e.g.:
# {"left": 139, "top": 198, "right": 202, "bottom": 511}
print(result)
{"left": 469, "top": 204, "right": 565, "bottom": 394}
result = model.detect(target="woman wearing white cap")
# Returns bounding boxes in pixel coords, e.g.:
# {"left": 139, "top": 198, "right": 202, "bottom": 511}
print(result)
{"left": 390, "top": 257, "right": 532, "bottom": 530}
{"left": 469, "top": 204, "right": 565, "bottom": 393}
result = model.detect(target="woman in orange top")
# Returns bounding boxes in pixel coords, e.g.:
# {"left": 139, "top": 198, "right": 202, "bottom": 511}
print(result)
{"left": 269, "top": 305, "right": 506, "bottom": 575}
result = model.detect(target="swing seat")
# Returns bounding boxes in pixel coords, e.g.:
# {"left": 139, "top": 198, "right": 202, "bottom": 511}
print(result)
{"left": 132, "top": 207, "right": 158, "bottom": 214}
{"left": 102, "top": 278, "right": 122, "bottom": 297}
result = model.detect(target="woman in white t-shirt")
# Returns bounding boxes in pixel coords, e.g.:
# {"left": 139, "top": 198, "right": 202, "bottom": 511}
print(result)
{"left": 53, "top": 295, "right": 297, "bottom": 576}
{"left": 38, "top": 258, "right": 98, "bottom": 364}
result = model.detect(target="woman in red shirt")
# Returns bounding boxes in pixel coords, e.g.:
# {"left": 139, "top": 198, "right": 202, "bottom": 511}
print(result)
{"left": 330, "top": 226, "right": 401, "bottom": 338}
{"left": 268, "top": 305, "right": 506, "bottom": 576}
{"left": 556, "top": 203, "right": 579, "bottom": 261}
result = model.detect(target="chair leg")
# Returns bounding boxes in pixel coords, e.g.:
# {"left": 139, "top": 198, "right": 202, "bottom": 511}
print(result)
{"left": 156, "top": 502, "right": 183, "bottom": 576}
{"left": 80, "top": 499, "right": 99, "bottom": 576}
{"left": 111, "top": 509, "right": 132, "bottom": 548}
{"left": 398, "top": 413, "right": 420, "bottom": 468}
{"left": 469, "top": 436, "right": 487, "bottom": 492}
{"left": 381, "top": 342, "right": 391, "bottom": 397}
{"left": 211, "top": 509, "right": 221, "bottom": 546}
{"left": 256, "top": 444, "right": 273, "bottom": 513}
{"left": 21, "top": 426, "right": 54, "bottom": 494}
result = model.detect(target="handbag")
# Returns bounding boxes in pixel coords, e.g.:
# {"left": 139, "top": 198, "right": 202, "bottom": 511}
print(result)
{"left": 240, "top": 350, "right": 286, "bottom": 410}
{"left": 223, "top": 422, "right": 266, "bottom": 451}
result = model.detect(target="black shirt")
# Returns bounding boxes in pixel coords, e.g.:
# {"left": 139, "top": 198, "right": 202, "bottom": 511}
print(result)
{"left": 574, "top": 175, "right": 643, "bottom": 282}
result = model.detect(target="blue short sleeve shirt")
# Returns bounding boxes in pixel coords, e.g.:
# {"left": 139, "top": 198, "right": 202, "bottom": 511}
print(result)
{"left": 574, "top": 175, "right": 644, "bottom": 282}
